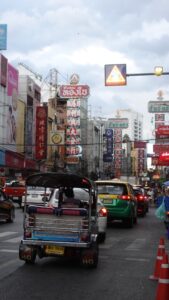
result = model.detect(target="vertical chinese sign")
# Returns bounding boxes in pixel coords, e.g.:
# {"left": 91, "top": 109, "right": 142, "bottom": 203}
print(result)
{"left": 66, "top": 99, "right": 81, "bottom": 163}
{"left": 35, "top": 106, "right": 48, "bottom": 160}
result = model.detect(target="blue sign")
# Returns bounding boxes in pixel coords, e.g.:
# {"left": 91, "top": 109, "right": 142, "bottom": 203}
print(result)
{"left": 0, "top": 24, "right": 7, "bottom": 50}
{"left": 103, "top": 153, "right": 112, "bottom": 162}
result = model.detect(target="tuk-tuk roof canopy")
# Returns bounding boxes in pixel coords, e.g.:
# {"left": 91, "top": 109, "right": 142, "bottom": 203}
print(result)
{"left": 26, "top": 172, "right": 94, "bottom": 190}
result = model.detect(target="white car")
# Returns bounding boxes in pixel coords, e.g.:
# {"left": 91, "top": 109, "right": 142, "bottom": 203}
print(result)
{"left": 47, "top": 187, "right": 107, "bottom": 243}
{"left": 21, "top": 186, "right": 52, "bottom": 210}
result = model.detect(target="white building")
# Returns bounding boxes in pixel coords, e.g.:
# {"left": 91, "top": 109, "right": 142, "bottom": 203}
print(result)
{"left": 115, "top": 109, "right": 143, "bottom": 141}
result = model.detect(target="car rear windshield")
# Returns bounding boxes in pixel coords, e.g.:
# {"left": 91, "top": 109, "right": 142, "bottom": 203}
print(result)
{"left": 97, "top": 184, "right": 127, "bottom": 195}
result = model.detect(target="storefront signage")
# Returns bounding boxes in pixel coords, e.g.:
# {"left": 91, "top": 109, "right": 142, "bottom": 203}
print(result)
{"left": 35, "top": 106, "right": 48, "bottom": 160}
{"left": 65, "top": 156, "right": 79, "bottom": 164}
{"left": 108, "top": 118, "right": 128, "bottom": 128}
{"left": 156, "top": 125, "right": 169, "bottom": 136}
{"left": 134, "top": 141, "right": 147, "bottom": 149}
{"left": 59, "top": 85, "right": 90, "bottom": 98}
{"left": 148, "top": 101, "right": 169, "bottom": 113}
{"left": 153, "top": 144, "right": 169, "bottom": 154}
{"left": 50, "top": 131, "right": 64, "bottom": 145}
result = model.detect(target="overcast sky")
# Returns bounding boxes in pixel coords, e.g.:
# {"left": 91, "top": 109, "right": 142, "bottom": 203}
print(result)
{"left": 1, "top": 0, "right": 169, "bottom": 141}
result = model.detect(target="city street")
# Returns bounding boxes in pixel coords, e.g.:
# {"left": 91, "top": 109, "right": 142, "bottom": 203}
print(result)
{"left": 0, "top": 205, "right": 168, "bottom": 300}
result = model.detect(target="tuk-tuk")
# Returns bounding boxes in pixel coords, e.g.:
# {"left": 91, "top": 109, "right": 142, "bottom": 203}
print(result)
{"left": 19, "top": 172, "right": 99, "bottom": 268}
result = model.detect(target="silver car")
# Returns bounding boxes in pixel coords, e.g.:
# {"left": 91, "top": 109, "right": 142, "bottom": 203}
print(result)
{"left": 47, "top": 187, "right": 107, "bottom": 243}
{"left": 21, "top": 186, "right": 51, "bottom": 210}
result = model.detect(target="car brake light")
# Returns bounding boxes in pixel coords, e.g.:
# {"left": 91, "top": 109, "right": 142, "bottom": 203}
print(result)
{"left": 119, "top": 195, "right": 131, "bottom": 200}
{"left": 98, "top": 207, "right": 107, "bottom": 217}
{"left": 137, "top": 195, "right": 144, "bottom": 201}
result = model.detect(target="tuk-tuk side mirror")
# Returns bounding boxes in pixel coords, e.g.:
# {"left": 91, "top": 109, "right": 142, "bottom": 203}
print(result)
{"left": 42, "top": 196, "right": 49, "bottom": 202}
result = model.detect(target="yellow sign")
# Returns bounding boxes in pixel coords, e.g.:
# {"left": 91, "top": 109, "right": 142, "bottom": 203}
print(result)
{"left": 105, "top": 64, "right": 127, "bottom": 86}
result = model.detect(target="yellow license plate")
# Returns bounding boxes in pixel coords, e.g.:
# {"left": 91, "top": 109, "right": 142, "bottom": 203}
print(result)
{"left": 45, "top": 245, "right": 65, "bottom": 255}
{"left": 103, "top": 199, "right": 112, "bottom": 204}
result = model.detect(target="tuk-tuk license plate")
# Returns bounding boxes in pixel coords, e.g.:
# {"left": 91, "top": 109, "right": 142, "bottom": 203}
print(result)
{"left": 45, "top": 245, "right": 65, "bottom": 255}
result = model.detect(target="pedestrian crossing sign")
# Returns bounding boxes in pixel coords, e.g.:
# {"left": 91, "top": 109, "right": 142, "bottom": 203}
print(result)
{"left": 105, "top": 64, "right": 127, "bottom": 86}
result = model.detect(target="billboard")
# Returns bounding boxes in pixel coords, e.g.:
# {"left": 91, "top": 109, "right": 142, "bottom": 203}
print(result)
{"left": 5, "top": 63, "right": 18, "bottom": 151}
{"left": 0, "top": 24, "right": 7, "bottom": 50}
{"left": 59, "top": 85, "right": 90, "bottom": 98}
{"left": 35, "top": 106, "right": 48, "bottom": 160}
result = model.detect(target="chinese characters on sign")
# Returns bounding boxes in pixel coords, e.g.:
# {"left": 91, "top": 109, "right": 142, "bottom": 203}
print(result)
{"left": 66, "top": 99, "right": 82, "bottom": 161}
{"left": 35, "top": 106, "right": 48, "bottom": 160}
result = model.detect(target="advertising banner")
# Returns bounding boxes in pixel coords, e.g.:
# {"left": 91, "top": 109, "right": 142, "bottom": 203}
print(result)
{"left": 35, "top": 106, "right": 48, "bottom": 160}
{"left": 0, "top": 54, "right": 7, "bottom": 87}
{"left": 0, "top": 24, "right": 7, "bottom": 50}
{"left": 60, "top": 85, "right": 90, "bottom": 98}
{"left": 6, "top": 63, "right": 18, "bottom": 151}
{"left": 7, "top": 63, "right": 18, "bottom": 96}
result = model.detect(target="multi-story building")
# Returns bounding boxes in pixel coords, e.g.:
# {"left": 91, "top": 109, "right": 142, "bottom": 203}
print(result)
{"left": 115, "top": 109, "right": 143, "bottom": 141}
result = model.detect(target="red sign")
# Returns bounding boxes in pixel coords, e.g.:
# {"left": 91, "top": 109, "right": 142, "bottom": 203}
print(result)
{"left": 134, "top": 141, "right": 147, "bottom": 149}
{"left": 153, "top": 144, "right": 169, "bottom": 154}
{"left": 151, "top": 155, "right": 169, "bottom": 166}
{"left": 0, "top": 54, "right": 7, "bottom": 87}
{"left": 35, "top": 106, "right": 48, "bottom": 160}
{"left": 156, "top": 125, "right": 169, "bottom": 136}
{"left": 159, "top": 152, "right": 169, "bottom": 162}
{"left": 59, "top": 85, "right": 90, "bottom": 98}
{"left": 5, "top": 151, "right": 24, "bottom": 168}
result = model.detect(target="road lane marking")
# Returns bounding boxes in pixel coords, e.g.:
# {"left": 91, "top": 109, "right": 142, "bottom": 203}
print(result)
{"left": 3, "top": 236, "right": 22, "bottom": 243}
{"left": 125, "top": 257, "right": 150, "bottom": 262}
{"left": 125, "top": 238, "right": 146, "bottom": 251}
{"left": 0, "top": 231, "right": 17, "bottom": 238}
{"left": 0, "top": 249, "right": 18, "bottom": 253}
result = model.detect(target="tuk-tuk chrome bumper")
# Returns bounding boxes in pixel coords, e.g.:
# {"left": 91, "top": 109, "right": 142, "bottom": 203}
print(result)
{"left": 21, "top": 234, "right": 98, "bottom": 248}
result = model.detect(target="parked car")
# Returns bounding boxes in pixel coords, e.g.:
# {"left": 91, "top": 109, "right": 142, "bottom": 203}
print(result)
{"left": 47, "top": 187, "right": 107, "bottom": 243}
{"left": 21, "top": 186, "right": 52, "bottom": 210}
{"left": 132, "top": 185, "right": 149, "bottom": 216}
{"left": 0, "top": 189, "right": 15, "bottom": 222}
{"left": 95, "top": 179, "right": 137, "bottom": 228}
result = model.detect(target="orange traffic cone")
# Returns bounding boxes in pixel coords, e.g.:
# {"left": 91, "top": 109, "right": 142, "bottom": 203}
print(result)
{"left": 149, "top": 238, "right": 165, "bottom": 280}
{"left": 155, "top": 253, "right": 169, "bottom": 300}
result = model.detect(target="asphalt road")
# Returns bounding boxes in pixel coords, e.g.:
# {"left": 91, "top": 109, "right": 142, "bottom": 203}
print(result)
{"left": 0, "top": 205, "right": 168, "bottom": 300}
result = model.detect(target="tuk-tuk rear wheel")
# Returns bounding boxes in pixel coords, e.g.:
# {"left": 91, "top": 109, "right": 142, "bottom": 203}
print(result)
{"left": 81, "top": 242, "right": 99, "bottom": 268}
